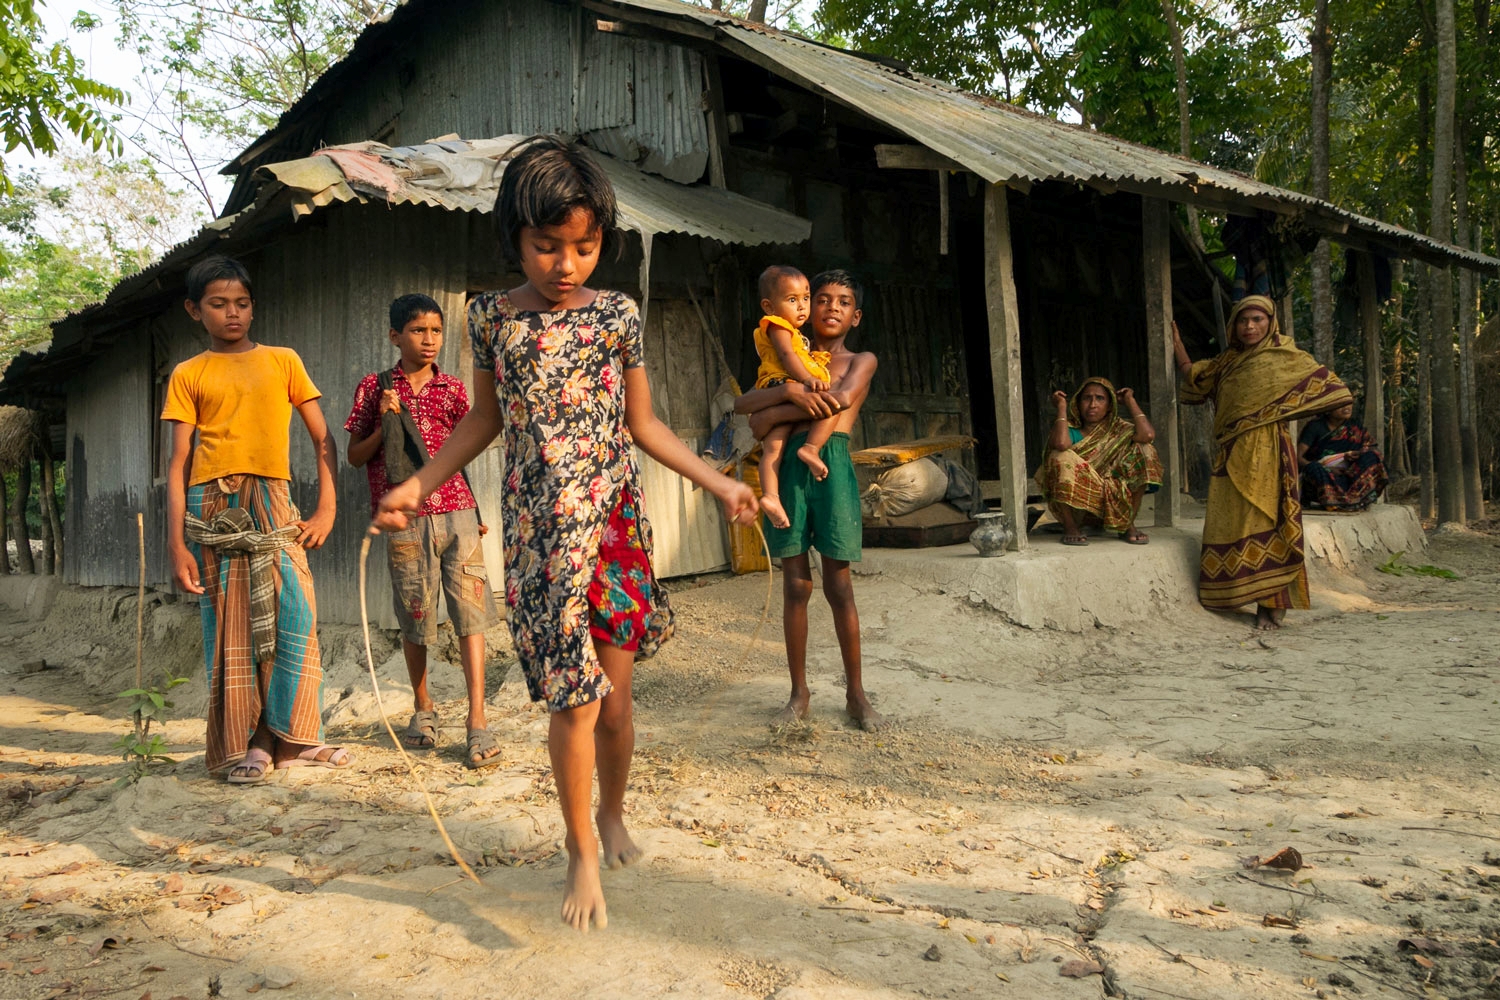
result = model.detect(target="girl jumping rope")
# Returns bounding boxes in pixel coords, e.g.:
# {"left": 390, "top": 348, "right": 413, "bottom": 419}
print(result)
{"left": 374, "top": 136, "right": 758, "bottom": 932}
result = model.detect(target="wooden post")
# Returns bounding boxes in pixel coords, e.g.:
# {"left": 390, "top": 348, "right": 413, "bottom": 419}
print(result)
{"left": 703, "top": 56, "right": 731, "bottom": 190}
{"left": 937, "top": 171, "right": 949, "bottom": 255}
{"left": 1355, "top": 251, "right": 1385, "bottom": 456}
{"left": 1142, "top": 197, "right": 1181, "bottom": 527}
{"left": 982, "top": 183, "right": 1028, "bottom": 551}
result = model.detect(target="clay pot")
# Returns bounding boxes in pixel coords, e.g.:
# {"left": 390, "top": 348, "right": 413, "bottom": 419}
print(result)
{"left": 969, "top": 512, "right": 1010, "bottom": 557}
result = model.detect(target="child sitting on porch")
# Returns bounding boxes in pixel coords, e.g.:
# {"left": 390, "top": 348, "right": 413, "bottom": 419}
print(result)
{"left": 373, "top": 135, "right": 757, "bottom": 932}
{"left": 345, "top": 293, "right": 503, "bottom": 769}
{"left": 736, "top": 269, "right": 885, "bottom": 731}
{"left": 752, "top": 265, "right": 840, "bottom": 528}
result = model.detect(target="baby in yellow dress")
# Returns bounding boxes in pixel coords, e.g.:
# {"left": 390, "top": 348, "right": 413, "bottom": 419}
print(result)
{"left": 752, "top": 265, "right": 839, "bottom": 528}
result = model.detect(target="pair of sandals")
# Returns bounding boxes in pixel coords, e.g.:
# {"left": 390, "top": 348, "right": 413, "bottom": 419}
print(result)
{"left": 403, "top": 710, "right": 502, "bottom": 770}
{"left": 1061, "top": 528, "right": 1150, "bottom": 546}
{"left": 227, "top": 744, "right": 351, "bottom": 785}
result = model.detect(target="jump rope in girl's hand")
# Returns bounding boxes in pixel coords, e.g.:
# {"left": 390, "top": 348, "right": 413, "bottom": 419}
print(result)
{"left": 355, "top": 517, "right": 773, "bottom": 870}
{"left": 685, "top": 518, "right": 775, "bottom": 750}
{"left": 358, "top": 530, "right": 481, "bottom": 884}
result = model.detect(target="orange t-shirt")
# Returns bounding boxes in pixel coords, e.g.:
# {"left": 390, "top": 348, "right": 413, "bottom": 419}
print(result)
{"left": 160, "top": 345, "right": 322, "bottom": 485}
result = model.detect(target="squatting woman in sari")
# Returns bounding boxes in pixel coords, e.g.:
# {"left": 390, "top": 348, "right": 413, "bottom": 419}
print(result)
{"left": 1037, "top": 376, "right": 1162, "bottom": 545}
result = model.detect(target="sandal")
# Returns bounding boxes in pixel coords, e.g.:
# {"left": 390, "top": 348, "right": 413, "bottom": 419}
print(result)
{"left": 1061, "top": 534, "right": 1089, "bottom": 546}
{"left": 227, "top": 747, "right": 274, "bottom": 785}
{"left": 403, "top": 710, "right": 438, "bottom": 749}
{"left": 1119, "top": 529, "right": 1149, "bottom": 545}
{"left": 465, "top": 728, "right": 502, "bottom": 770}
{"left": 281, "top": 745, "right": 352, "bottom": 769}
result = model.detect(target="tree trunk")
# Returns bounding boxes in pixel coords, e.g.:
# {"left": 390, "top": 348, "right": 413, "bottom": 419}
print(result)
{"left": 1387, "top": 262, "right": 1412, "bottom": 479}
{"left": 1309, "top": 0, "right": 1335, "bottom": 364}
{"left": 1160, "top": 0, "right": 1205, "bottom": 251}
{"left": 1455, "top": 143, "right": 1485, "bottom": 518}
{"left": 9, "top": 458, "right": 34, "bottom": 574}
{"left": 38, "top": 449, "right": 61, "bottom": 575}
{"left": 1417, "top": 265, "right": 1435, "bottom": 519}
{"left": 747, "top": 0, "right": 768, "bottom": 22}
{"left": 1356, "top": 252, "right": 1384, "bottom": 456}
{"left": 1389, "top": 342, "right": 1411, "bottom": 478}
{"left": 1429, "top": 0, "right": 1465, "bottom": 523}
{"left": 0, "top": 474, "right": 10, "bottom": 575}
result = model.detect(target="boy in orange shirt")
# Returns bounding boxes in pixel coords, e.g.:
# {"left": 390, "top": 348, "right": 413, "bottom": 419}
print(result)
{"left": 162, "top": 255, "right": 345, "bottom": 784}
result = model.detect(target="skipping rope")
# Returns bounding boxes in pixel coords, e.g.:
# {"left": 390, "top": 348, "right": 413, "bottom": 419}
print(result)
{"left": 356, "top": 517, "right": 775, "bottom": 878}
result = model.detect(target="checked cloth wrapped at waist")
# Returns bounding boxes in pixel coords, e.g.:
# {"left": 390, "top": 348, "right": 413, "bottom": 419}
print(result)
{"left": 184, "top": 505, "right": 301, "bottom": 663}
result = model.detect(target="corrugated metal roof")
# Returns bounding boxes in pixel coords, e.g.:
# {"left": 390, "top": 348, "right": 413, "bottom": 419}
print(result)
{"left": 217, "top": 0, "right": 1494, "bottom": 270}
{"left": 256, "top": 136, "right": 809, "bottom": 245}
{"left": 590, "top": 0, "right": 1498, "bottom": 272}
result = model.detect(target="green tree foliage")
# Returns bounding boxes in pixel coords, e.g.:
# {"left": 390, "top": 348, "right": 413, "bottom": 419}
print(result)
{"left": 0, "top": 150, "right": 202, "bottom": 363}
{"left": 0, "top": 0, "right": 123, "bottom": 193}
{"left": 812, "top": 0, "right": 1303, "bottom": 173}
{"left": 113, "top": 0, "right": 396, "bottom": 149}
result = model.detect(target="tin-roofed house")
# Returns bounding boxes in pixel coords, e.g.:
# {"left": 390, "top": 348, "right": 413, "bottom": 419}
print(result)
{"left": 3, "top": 0, "right": 1493, "bottom": 624}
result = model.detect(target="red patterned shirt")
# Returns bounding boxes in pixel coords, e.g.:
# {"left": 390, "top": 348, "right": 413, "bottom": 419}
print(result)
{"left": 345, "top": 364, "right": 479, "bottom": 517}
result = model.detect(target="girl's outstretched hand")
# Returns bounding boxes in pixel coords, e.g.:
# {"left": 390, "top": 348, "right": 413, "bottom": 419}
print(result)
{"left": 373, "top": 478, "right": 424, "bottom": 533}
{"left": 715, "top": 477, "right": 759, "bottom": 525}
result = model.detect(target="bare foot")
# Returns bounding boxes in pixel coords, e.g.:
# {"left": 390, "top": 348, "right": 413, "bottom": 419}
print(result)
{"left": 771, "top": 690, "right": 810, "bottom": 727}
{"left": 1254, "top": 606, "right": 1282, "bottom": 631}
{"left": 797, "top": 443, "right": 829, "bottom": 481}
{"left": 847, "top": 694, "right": 887, "bottom": 732}
{"left": 760, "top": 495, "right": 790, "bottom": 529}
{"left": 597, "top": 813, "right": 643, "bottom": 869}
{"left": 561, "top": 847, "right": 607, "bottom": 932}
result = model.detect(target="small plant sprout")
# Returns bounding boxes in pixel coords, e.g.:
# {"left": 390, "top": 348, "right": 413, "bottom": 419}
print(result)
{"left": 114, "top": 672, "right": 189, "bottom": 783}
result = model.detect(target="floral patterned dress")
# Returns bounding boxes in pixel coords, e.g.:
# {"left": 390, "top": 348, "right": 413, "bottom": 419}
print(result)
{"left": 468, "top": 289, "right": 672, "bottom": 711}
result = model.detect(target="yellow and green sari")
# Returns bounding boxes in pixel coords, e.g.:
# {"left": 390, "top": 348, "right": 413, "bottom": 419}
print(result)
{"left": 1037, "top": 376, "right": 1163, "bottom": 533}
{"left": 1182, "top": 296, "right": 1351, "bottom": 611}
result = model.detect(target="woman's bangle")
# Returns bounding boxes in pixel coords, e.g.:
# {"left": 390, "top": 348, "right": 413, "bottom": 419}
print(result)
{"left": 1131, "top": 412, "right": 1147, "bottom": 420}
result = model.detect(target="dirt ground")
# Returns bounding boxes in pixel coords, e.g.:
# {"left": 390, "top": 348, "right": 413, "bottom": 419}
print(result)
{"left": 1, "top": 519, "right": 1498, "bottom": 1000}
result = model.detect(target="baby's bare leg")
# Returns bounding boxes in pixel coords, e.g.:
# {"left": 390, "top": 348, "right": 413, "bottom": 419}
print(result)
{"left": 760, "top": 425, "right": 791, "bottom": 529}
{"left": 795, "top": 415, "right": 838, "bottom": 482}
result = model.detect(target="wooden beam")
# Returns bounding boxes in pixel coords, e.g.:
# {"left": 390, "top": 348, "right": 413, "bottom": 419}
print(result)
{"left": 702, "top": 55, "right": 730, "bottom": 189}
{"left": 982, "top": 183, "right": 1028, "bottom": 551}
{"left": 1356, "top": 250, "right": 1385, "bottom": 456}
{"left": 1142, "top": 196, "right": 1181, "bottom": 527}
{"left": 937, "top": 170, "right": 949, "bottom": 255}
{"left": 875, "top": 144, "right": 968, "bottom": 173}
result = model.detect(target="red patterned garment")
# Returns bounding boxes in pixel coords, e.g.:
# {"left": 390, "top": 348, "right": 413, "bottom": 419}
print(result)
{"left": 344, "top": 365, "right": 479, "bottom": 517}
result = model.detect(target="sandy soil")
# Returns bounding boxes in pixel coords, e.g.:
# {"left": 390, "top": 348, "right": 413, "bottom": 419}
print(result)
{"left": 1, "top": 520, "right": 1498, "bottom": 1000}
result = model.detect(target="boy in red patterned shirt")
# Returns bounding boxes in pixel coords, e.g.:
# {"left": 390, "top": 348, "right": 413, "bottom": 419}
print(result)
{"left": 346, "top": 294, "right": 503, "bottom": 768}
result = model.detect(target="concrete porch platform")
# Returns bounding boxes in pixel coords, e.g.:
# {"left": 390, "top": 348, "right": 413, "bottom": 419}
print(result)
{"left": 854, "top": 500, "right": 1425, "bottom": 632}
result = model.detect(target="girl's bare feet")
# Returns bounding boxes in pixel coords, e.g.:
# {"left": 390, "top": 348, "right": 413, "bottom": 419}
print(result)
{"left": 597, "top": 813, "right": 642, "bottom": 869}
{"left": 561, "top": 841, "right": 607, "bottom": 932}
{"left": 797, "top": 443, "right": 829, "bottom": 481}
{"left": 760, "top": 494, "right": 790, "bottom": 529}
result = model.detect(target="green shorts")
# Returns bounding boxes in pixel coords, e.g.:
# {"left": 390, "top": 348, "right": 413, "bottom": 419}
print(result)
{"left": 764, "top": 431, "right": 862, "bottom": 563}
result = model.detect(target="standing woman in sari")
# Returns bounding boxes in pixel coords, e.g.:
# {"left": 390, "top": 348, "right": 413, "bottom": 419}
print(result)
{"left": 1172, "top": 295, "right": 1352, "bottom": 630}
{"left": 1038, "top": 377, "right": 1162, "bottom": 545}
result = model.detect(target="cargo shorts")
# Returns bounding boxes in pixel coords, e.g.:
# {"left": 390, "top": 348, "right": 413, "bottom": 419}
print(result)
{"left": 385, "top": 508, "right": 501, "bottom": 644}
